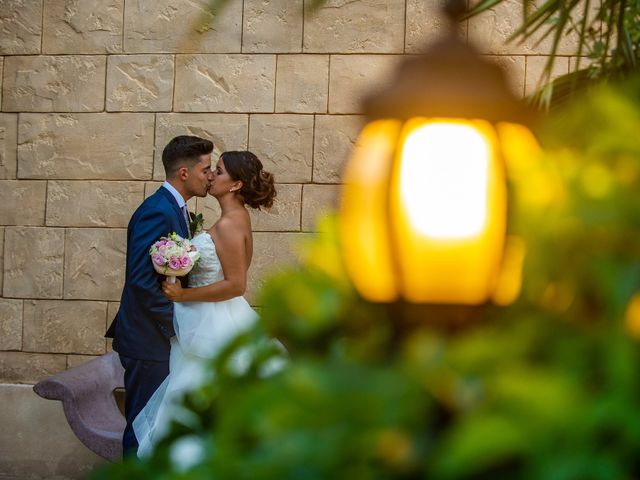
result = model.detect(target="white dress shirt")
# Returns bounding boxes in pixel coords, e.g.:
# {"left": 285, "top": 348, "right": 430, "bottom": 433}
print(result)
{"left": 162, "top": 181, "right": 190, "bottom": 235}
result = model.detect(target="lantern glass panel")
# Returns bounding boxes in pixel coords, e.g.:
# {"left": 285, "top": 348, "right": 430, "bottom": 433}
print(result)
{"left": 389, "top": 118, "right": 508, "bottom": 304}
{"left": 340, "top": 119, "right": 402, "bottom": 302}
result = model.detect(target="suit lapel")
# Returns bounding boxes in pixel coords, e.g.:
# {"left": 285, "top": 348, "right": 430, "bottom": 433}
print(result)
{"left": 157, "top": 186, "right": 189, "bottom": 238}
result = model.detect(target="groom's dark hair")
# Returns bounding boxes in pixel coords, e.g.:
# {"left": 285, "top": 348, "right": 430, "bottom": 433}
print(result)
{"left": 162, "top": 135, "right": 214, "bottom": 178}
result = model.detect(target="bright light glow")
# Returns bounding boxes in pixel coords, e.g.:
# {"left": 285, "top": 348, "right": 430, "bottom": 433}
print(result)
{"left": 400, "top": 122, "right": 491, "bottom": 239}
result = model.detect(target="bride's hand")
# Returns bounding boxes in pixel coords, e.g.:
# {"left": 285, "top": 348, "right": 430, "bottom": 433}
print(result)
{"left": 162, "top": 279, "right": 184, "bottom": 302}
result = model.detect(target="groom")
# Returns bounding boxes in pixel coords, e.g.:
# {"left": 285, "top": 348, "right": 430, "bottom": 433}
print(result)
{"left": 106, "top": 135, "right": 214, "bottom": 457}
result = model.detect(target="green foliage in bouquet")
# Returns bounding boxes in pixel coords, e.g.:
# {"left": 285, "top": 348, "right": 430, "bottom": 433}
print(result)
{"left": 94, "top": 78, "right": 640, "bottom": 479}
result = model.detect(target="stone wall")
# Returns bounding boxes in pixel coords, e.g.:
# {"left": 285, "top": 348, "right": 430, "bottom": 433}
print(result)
{"left": 0, "top": 0, "right": 578, "bottom": 386}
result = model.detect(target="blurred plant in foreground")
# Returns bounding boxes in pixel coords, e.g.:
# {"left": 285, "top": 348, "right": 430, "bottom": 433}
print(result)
{"left": 94, "top": 78, "right": 640, "bottom": 479}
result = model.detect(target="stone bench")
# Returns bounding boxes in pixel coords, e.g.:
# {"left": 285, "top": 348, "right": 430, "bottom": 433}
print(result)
{"left": 33, "top": 352, "right": 125, "bottom": 462}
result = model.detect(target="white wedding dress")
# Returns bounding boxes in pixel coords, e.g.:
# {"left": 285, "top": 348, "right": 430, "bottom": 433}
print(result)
{"left": 133, "top": 231, "right": 259, "bottom": 457}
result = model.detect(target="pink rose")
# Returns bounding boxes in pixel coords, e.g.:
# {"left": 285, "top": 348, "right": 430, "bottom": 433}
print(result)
{"left": 152, "top": 254, "right": 165, "bottom": 266}
{"left": 169, "top": 257, "right": 182, "bottom": 270}
{"left": 180, "top": 255, "right": 192, "bottom": 268}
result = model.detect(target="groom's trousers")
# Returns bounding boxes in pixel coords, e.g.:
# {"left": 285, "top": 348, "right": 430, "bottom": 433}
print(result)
{"left": 119, "top": 354, "right": 169, "bottom": 457}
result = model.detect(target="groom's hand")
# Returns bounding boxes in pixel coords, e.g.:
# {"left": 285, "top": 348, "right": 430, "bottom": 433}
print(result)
{"left": 162, "top": 279, "right": 184, "bottom": 302}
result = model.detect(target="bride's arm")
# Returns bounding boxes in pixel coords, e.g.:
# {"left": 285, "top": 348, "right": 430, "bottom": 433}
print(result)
{"left": 162, "top": 221, "right": 247, "bottom": 302}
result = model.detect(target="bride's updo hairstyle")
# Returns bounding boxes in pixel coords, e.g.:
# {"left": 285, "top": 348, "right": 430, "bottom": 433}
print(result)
{"left": 221, "top": 151, "right": 277, "bottom": 209}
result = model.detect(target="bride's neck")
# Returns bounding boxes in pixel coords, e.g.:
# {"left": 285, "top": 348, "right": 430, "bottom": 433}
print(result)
{"left": 218, "top": 194, "right": 245, "bottom": 215}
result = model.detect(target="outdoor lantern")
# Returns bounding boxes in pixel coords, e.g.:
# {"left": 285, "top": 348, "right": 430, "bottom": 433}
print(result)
{"left": 340, "top": 0, "right": 536, "bottom": 306}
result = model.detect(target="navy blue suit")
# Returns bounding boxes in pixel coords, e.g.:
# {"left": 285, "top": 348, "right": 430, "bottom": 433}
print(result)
{"left": 106, "top": 186, "right": 190, "bottom": 456}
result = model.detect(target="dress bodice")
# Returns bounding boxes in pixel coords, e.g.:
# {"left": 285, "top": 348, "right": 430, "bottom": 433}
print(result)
{"left": 188, "top": 232, "right": 224, "bottom": 287}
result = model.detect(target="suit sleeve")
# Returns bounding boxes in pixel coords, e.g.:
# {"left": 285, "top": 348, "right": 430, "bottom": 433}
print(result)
{"left": 128, "top": 207, "right": 175, "bottom": 339}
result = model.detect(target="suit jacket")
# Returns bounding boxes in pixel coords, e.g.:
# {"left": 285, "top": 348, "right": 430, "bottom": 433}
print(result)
{"left": 106, "top": 186, "right": 190, "bottom": 361}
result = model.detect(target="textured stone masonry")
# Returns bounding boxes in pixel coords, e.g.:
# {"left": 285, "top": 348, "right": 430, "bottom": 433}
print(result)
{"left": 123, "top": 0, "right": 243, "bottom": 53}
{"left": 46, "top": 181, "right": 145, "bottom": 227}
{"left": 0, "top": 227, "right": 4, "bottom": 293}
{"left": 0, "top": 113, "right": 18, "bottom": 179}
{"left": 313, "top": 115, "right": 364, "bottom": 183}
{"left": 107, "top": 55, "right": 175, "bottom": 112}
{"left": 0, "top": 298, "right": 22, "bottom": 351}
{"left": 328, "top": 55, "right": 401, "bottom": 114}
{"left": 248, "top": 114, "right": 314, "bottom": 183}
{"left": 0, "top": 0, "right": 43, "bottom": 55}
{"left": 275, "top": 55, "right": 329, "bottom": 113}
{"left": 3, "top": 227, "right": 64, "bottom": 299}
{"left": 0, "top": 180, "right": 47, "bottom": 225}
{"left": 0, "top": 352, "right": 67, "bottom": 384}
{"left": 63, "top": 228, "right": 126, "bottom": 301}
{"left": 18, "top": 113, "right": 155, "bottom": 180}
{"left": 244, "top": 0, "right": 303, "bottom": 53}
{"left": 174, "top": 55, "right": 276, "bottom": 112}
{"left": 2, "top": 56, "right": 106, "bottom": 112}
{"left": 302, "top": 184, "right": 341, "bottom": 231}
{"left": 23, "top": 300, "right": 107, "bottom": 354}
{"left": 42, "top": 0, "right": 124, "bottom": 54}
{"left": 303, "top": 0, "right": 405, "bottom": 53}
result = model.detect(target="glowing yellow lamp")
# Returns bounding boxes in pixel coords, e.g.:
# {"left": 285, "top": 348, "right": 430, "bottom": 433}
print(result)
{"left": 339, "top": 5, "right": 536, "bottom": 306}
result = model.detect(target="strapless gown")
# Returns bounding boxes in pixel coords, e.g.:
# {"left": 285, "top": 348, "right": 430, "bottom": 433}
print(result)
{"left": 133, "top": 231, "right": 259, "bottom": 457}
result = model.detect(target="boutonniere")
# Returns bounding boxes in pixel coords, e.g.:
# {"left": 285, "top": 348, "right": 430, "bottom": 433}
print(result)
{"left": 189, "top": 211, "right": 204, "bottom": 237}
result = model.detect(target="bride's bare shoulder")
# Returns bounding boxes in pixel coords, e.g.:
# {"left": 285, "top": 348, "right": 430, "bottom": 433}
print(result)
{"left": 209, "top": 211, "right": 250, "bottom": 239}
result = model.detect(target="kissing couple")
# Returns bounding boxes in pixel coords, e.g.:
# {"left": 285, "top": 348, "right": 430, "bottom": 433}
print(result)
{"left": 106, "top": 135, "right": 278, "bottom": 458}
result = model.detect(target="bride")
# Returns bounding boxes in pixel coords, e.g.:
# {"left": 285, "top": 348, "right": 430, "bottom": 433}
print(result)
{"left": 133, "top": 151, "right": 278, "bottom": 457}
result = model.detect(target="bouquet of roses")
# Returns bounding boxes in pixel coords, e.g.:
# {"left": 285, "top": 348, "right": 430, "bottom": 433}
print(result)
{"left": 149, "top": 232, "right": 200, "bottom": 284}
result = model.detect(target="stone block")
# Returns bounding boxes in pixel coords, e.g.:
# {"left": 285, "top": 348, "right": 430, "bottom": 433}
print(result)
{"left": 302, "top": 184, "right": 340, "bottom": 231}
{"left": 248, "top": 114, "right": 313, "bottom": 182}
{"left": 0, "top": 352, "right": 67, "bottom": 384}
{"left": 0, "top": 113, "right": 18, "bottom": 179}
{"left": 303, "top": 0, "right": 405, "bottom": 53}
{"left": 468, "top": 0, "right": 579, "bottom": 55}
{"left": 3, "top": 227, "right": 64, "bottom": 299}
{"left": 195, "top": 194, "right": 221, "bottom": 229}
{"left": 243, "top": 0, "right": 303, "bottom": 53}
{"left": 0, "top": 180, "right": 47, "bottom": 225}
{"left": 124, "top": 0, "right": 242, "bottom": 53}
{"left": 247, "top": 232, "right": 311, "bottom": 303}
{"left": 153, "top": 113, "right": 249, "bottom": 180}
{"left": 46, "top": 181, "right": 144, "bottom": 227}
{"left": 107, "top": 55, "right": 174, "bottom": 111}
{"left": 569, "top": 56, "right": 598, "bottom": 71}
{"left": 23, "top": 300, "right": 107, "bottom": 354}
{"left": 63, "top": 228, "right": 126, "bottom": 301}
{"left": 313, "top": 115, "right": 364, "bottom": 183}
{"left": 0, "top": 57, "right": 2, "bottom": 110}
{"left": 0, "top": 227, "right": 4, "bottom": 292}
{"left": 275, "top": 54, "right": 329, "bottom": 113}
{"left": 42, "top": 0, "right": 124, "bottom": 54}
{"left": 0, "top": 385, "right": 105, "bottom": 478}
{"left": 328, "top": 55, "right": 400, "bottom": 114}
{"left": 0, "top": 0, "right": 42, "bottom": 54}
{"left": 174, "top": 55, "right": 276, "bottom": 112}
{"left": 106, "top": 301, "right": 119, "bottom": 352}
{"left": 196, "top": 183, "right": 300, "bottom": 233}
{"left": 18, "top": 113, "right": 155, "bottom": 180}
{"left": 525, "top": 55, "right": 570, "bottom": 96}
{"left": 406, "top": 0, "right": 465, "bottom": 53}
{"left": 144, "top": 181, "right": 165, "bottom": 198}
{"left": 485, "top": 55, "right": 526, "bottom": 98}
{"left": 107, "top": 301, "right": 119, "bottom": 328}
{"left": 67, "top": 354, "right": 101, "bottom": 369}
{"left": 2, "top": 55, "right": 106, "bottom": 112}
{"left": 0, "top": 298, "right": 23, "bottom": 350}
{"left": 249, "top": 183, "right": 301, "bottom": 232}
